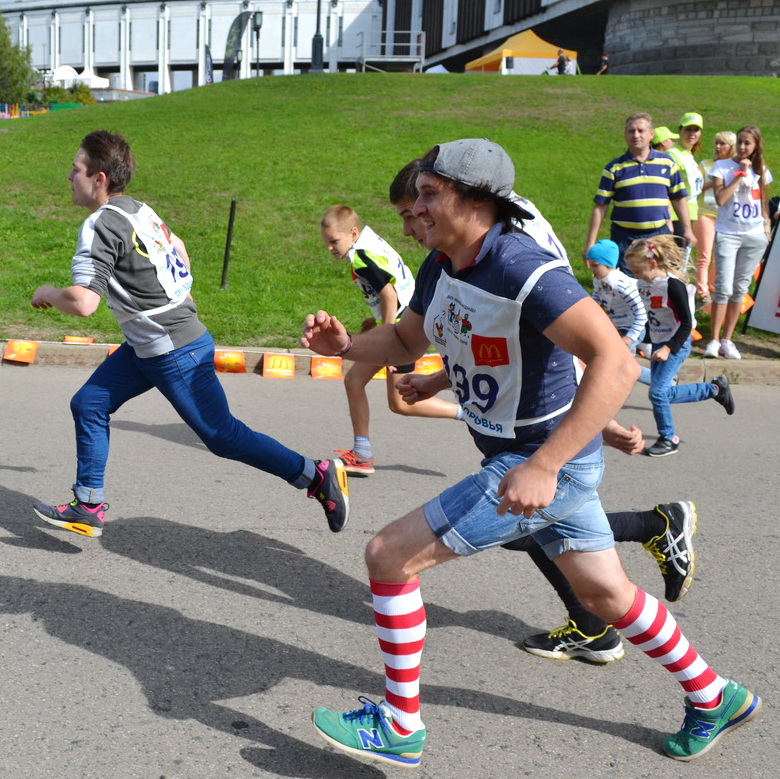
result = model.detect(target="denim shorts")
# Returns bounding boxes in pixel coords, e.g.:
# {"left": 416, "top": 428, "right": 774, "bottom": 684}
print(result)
{"left": 423, "top": 449, "right": 614, "bottom": 559}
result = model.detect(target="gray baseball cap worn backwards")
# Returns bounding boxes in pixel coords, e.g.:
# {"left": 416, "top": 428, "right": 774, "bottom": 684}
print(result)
{"left": 419, "top": 138, "right": 515, "bottom": 197}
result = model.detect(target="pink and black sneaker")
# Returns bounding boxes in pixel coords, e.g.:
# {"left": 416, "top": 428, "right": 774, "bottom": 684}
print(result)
{"left": 307, "top": 459, "right": 349, "bottom": 532}
{"left": 33, "top": 496, "right": 109, "bottom": 538}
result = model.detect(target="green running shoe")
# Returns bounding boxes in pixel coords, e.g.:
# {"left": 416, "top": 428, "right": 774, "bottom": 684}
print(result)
{"left": 663, "top": 679, "right": 761, "bottom": 761}
{"left": 312, "top": 696, "right": 425, "bottom": 768}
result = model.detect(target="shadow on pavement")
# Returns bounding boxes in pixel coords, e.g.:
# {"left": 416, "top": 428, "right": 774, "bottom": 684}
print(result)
{"left": 101, "top": 516, "right": 538, "bottom": 643}
{"left": 375, "top": 464, "right": 447, "bottom": 476}
{"left": 0, "top": 576, "right": 667, "bottom": 777}
{"left": 0, "top": 485, "right": 83, "bottom": 554}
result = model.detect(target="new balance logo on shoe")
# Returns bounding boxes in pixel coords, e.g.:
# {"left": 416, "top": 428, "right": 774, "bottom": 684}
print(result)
{"left": 689, "top": 719, "right": 717, "bottom": 740}
{"left": 358, "top": 728, "right": 384, "bottom": 749}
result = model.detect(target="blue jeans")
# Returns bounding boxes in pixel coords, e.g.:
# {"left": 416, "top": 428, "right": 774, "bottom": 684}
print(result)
{"left": 637, "top": 363, "right": 652, "bottom": 385}
{"left": 648, "top": 337, "right": 716, "bottom": 439}
{"left": 70, "top": 332, "right": 306, "bottom": 503}
{"left": 423, "top": 449, "right": 613, "bottom": 559}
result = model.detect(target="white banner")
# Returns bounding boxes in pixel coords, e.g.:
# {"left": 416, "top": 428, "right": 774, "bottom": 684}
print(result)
{"left": 747, "top": 229, "right": 780, "bottom": 334}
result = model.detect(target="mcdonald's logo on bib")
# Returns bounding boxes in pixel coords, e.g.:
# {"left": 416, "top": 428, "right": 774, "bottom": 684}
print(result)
{"left": 471, "top": 334, "right": 509, "bottom": 367}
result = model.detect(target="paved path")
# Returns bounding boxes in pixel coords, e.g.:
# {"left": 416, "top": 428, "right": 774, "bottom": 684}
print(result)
{"left": 0, "top": 365, "right": 777, "bottom": 778}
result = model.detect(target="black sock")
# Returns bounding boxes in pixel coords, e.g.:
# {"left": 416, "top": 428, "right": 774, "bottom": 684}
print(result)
{"left": 527, "top": 544, "right": 608, "bottom": 636}
{"left": 607, "top": 508, "right": 666, "bottom": 543}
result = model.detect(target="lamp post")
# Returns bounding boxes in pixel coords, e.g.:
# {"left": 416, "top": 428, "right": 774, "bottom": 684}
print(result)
{"left": 310, "top": 0, "right": 324, "bottom": 73}
{"left": 252, "top": 11, "right": 263, "bottom": 77}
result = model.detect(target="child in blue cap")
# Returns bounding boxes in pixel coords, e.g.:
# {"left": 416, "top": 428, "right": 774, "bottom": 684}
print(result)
{"left": 586, "top": 239, "right": 650, "bottom": 384}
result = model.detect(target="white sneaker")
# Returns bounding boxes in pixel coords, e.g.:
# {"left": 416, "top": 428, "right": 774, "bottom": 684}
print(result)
{"left": 719, "top": 339, "right": 741, "bottom": 360}
{"left": 702, "top": 340, "right": 721, "bottom": 358}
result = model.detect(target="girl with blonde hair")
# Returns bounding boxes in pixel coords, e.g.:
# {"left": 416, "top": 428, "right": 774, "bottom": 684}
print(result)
{"left": 694, "top": 130, "right": 737, "bottom": 304}
{"left": 625, "top": 235, "right": 734, "bottom": 457}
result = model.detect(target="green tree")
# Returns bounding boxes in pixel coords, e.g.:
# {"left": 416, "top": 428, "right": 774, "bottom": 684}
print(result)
{"left": 41, "top": 84, "right": 69, "bottom": 104}
{"left": 0, "top": 16, "right": 34, "bottom": 103}
{"left": 70, "top": 82, "right": 96, "bottom": 105}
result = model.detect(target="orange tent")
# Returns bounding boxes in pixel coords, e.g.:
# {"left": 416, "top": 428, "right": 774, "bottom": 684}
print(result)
{"left": 465, "top": 29, "right": 577, "bottom": 75}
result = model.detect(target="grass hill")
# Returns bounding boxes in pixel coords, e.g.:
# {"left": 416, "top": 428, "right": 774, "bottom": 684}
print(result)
{"left": 1, "top": 73, "right": 778, "bottom": 347}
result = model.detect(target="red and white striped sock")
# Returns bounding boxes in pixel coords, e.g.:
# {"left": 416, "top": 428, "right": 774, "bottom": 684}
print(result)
{"left": 371, "top": 579, "right": 426, "bottom": 733}
{"left": 612, "top": 587, "right": 727, "bottom": 708}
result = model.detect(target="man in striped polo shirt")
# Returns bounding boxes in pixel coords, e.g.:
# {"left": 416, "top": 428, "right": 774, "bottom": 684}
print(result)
{"left": 584, "top": 112, "right": 696, "bottom": 273}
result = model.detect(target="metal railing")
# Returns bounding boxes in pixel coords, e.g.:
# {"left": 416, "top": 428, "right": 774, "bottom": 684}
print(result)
{"left": 355, "top": 31, "right": 426, "bottom": 72}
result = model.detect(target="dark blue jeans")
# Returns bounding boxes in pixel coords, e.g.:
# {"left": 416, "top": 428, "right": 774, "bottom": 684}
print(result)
{"left": 70, "top": 332, "right": 306, "bottom": 503}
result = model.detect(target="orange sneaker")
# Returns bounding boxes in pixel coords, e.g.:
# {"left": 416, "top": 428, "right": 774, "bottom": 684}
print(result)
{"left": 334, "top": 448, "right": 375, "bottom": 476}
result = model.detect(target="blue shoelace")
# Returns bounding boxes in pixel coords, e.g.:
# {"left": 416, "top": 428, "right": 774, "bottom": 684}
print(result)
{"left": 342, "top": 696, "right": 383, "bottom": 724}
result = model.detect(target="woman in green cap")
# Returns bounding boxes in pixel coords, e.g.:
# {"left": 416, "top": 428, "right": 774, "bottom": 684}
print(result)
{"left": 666, "top": 112, "right": 705, "bottom": 250}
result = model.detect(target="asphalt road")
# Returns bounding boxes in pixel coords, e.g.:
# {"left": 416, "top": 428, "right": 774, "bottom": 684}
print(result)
{"left": 0, "top": 365, "right": 777, "bottom": 779}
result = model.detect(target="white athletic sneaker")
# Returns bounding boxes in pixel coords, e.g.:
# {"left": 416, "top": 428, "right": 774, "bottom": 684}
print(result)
{"left": 702, "top": 340, "right": 721, "bottom": 358}
{"left": 719, "top": 339, "right": 742, "bottom": 360}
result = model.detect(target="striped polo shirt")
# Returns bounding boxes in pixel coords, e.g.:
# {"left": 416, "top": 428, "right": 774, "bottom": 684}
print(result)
{"left": 594, "top": 150, "right": 687, "bottom": 232}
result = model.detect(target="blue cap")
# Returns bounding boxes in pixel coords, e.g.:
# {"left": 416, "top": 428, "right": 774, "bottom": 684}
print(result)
{"left": 587, "top": 239, "right": 619, "bottom": 268}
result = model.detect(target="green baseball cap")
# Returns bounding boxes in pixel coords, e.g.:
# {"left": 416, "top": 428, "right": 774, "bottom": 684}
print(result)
{"left": 679, "top": 112, "right": 703, "bottom": 129}
{"left": 653, "top": 126, "right": 680, "bottom": 145}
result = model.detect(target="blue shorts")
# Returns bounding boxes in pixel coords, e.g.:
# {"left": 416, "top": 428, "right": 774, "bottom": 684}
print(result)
{"left": 423, "top": 449, "right": 614, "bottom": 559}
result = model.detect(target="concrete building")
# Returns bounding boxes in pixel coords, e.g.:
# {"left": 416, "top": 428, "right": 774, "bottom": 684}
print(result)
{"left": 1, "top": 0, "right": 409, "bottom": 91}
{"left": 420, "top": 0, "right": 780, "bottom": 76}
{"left": 2, "top": 0, "right": 777, "bottom": 93}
